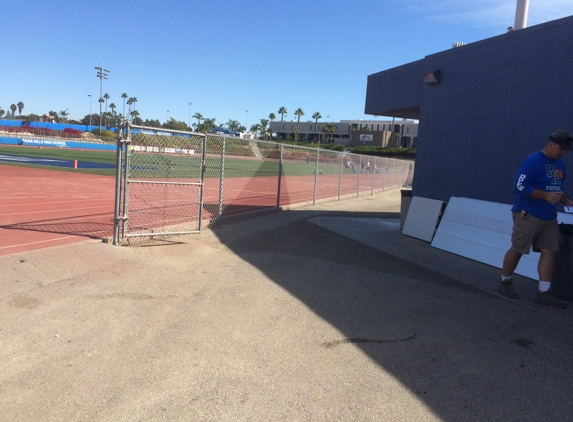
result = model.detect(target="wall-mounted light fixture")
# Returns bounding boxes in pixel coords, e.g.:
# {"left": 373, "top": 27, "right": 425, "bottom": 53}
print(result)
{"left": 423, "top": 70, "right": 441, "bottom": 85}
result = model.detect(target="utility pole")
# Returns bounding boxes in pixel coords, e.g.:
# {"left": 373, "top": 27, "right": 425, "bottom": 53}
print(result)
{"left": 95, "top": 65, "right": 109, "bottom": 135}
{"left": 88, "top": 95, "right": 92, "bottom": 127}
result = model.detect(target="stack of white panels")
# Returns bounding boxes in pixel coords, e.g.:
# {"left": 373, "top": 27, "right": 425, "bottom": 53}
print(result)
{"left": 431, "top": 197, "right": 573, "bottom": 280}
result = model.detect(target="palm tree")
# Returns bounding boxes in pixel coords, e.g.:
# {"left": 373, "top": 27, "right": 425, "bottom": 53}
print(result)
{"left": 278, "top": 107, "right": 287, "bottom": 140}
{"left": 259, "top": 119, "right": 269, "bottom": 140}
{"left": 322, "top": 122, "right": 337, "bottom": 143}
{"left": 109, "top": 103, "right": 116, "bottom": 115}
{"left": 60, "top": 109, "right": 69, "bottom": 122}
{"left": 268, "top": 112, "right": 276, "bottom": 133}
{"left": 292, "top": 127, "right": 300, "bottom": 145}
{"left": 197, "top": 117, "right": 216, "bottom": 133}
{"left": 294, "top": 108, "right": 304, "bottom": 143}
{"left": 126, "top": 98, "right": 133, "bottom": 122}
{"left": 294, "top": 108, "right": 304, "bottom": 132}
{"left": 17, "top": 102, "right": 24, "bottom": 117}
{"left": 130, "top": 110, "right": 140, "bottom": 125}
{"left": 0, "top": 108, "right": 4, "bottom": 119}
{"left": 250, "top": 124, "right": 262, "bottom": 138}
{"left": 121, "top": 93, "right": 127, "bottom": 117}
{"left": 227, "top": 119, "right": 240, "bottom": 134}
{"left": 10, "top": 104, "right": 17, "bottom": 118}
{"left": 267, "top": 127, "right": 274, "bottom": 141}
{"left": 312, "top": 112, "right": 322, "bottom": 143}
{"left": 128, "top": 97, "right": 137, "bottom": 122}
{"left": 193, "top": 112, "right": 203, "bottom": 129}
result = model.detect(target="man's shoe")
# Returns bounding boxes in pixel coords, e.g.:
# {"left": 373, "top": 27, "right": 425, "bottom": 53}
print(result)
{"left": 499, "top": 281, "right": 519, "bottom": 299}
{"left": 534, "top": 290, "right": 568, "bottom": 309}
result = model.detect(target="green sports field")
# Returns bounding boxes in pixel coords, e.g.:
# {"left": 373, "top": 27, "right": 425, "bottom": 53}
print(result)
{"left": 0, "top": 145, "right": 342, "bottom": 178}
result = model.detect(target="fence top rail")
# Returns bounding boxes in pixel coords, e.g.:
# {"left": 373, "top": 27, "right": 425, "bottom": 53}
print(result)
{"left": 130, "top": 124, "right": 203, "bottom": 137}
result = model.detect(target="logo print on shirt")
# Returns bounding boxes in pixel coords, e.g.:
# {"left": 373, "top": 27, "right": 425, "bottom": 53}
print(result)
{"left": 546, "top": 164, "right": 561, "bottom": 185}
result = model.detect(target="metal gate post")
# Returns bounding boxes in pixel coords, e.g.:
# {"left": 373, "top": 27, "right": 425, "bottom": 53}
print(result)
{"left": 217, "top": 136, "right": 226, "bottom": 225}
{"left": 198, "top": 135, "right": 207, "bottom": 231}
{"left": 112, "top": 119, "right": 125, "bottom": 245}
{"left": 276, "top": 144, "right": 283, "bottom": 211}
{"left": 121, "top": 122, "right": 132, "bottom": 238}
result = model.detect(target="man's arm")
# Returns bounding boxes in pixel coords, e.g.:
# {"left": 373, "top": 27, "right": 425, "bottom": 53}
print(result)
{"left": 530, "top": 189, "right": 563, "bottom": 205}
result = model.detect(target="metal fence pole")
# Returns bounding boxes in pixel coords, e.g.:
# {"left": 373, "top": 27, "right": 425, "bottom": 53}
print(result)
{"left": 217, "top": 136, "right": 226, "bottom": 225}
{"left": 198, "top": 135, "right": 207, "bottom": 231}
{"left": 338, "top": 152, "right": 343, "bottom": 201}
{"left": 382, "top": 158, "right": 388, "bottom": 191}
{"left": 357, "top": 155, "right": 362, "bottom": 197}
{"left": 112, "top": 119, "right": 125, "bottom": 245}
{"left": 391, "top": 159, "right": 397, "bottom": 188}
{"left": 371, "top": 156, "right": 375, "bottom": 195}
{"left": 276, "top": 144, "right": 283, "bottom": 211}
{"left": 313, "top": 149, "right": 319, "bottom": 205}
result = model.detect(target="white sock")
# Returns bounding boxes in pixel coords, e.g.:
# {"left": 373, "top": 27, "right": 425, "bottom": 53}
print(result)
{"left": 538, "top": 281, "right": 551, "bottom": 292}
{"left": 501, "top": 275, "right": 512, "bottom": 282}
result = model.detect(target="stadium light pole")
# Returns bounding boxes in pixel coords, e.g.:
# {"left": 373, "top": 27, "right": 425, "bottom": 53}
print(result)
{"left": 246, "top": 110, "right": 248, "bottom": 130}
{"left": 167, "top": 110, "right": 169, "bottom": 122}
{"left": 95, "top": 65, "right": 109, "bottom": 135}
{"left": 188, "top": 102, "right": 193, "bottom": 129}
{"left": 88, "top": 95, "right": 92, "bottom": 127}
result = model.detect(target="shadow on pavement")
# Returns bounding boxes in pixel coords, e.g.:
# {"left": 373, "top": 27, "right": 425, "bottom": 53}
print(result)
{"left": 209, "top": 208, "right": 572, "bottom": 421}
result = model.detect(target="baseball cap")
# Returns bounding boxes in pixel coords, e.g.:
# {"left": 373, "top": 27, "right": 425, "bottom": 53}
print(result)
{"left": 549, "top": 130, "right": 573, "bottom": 151}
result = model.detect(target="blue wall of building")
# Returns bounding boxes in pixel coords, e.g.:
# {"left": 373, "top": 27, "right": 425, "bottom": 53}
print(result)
{"left": 0, "top": 119, "right": 115, "bottom": 133}
{"left": 0, "top": 136, "right": 116, "bottom": 151}
{"left": 366, "top": 15, "right": 573, "bottom": 206}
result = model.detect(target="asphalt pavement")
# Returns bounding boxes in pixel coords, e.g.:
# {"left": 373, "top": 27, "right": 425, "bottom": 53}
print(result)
{"left": 1, "top": 188, "right": 572, "bottom": 421}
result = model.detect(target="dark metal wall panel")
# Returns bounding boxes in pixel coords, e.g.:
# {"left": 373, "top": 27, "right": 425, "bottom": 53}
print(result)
{"left": 365, "top": 15, "right": 573, "bottom": 204}
{"left": 365, "top": 60, "right": 424, "bottom": 118}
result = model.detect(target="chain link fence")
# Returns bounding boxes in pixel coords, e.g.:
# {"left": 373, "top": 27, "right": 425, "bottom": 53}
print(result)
{"left": 112, "top": 125, "right": 414, "bottom": 245}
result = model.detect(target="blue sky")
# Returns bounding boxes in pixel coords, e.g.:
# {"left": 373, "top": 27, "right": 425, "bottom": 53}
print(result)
{"left": 2, "top": 0, "right": 571, "bottom": 127}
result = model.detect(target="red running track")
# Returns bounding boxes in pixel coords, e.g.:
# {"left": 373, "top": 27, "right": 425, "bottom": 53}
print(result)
{"left": 1, "top": 164, "right": 407, "bottom": 255}
{"left": 0, "top": 166, "right": 116, "bottom": 256}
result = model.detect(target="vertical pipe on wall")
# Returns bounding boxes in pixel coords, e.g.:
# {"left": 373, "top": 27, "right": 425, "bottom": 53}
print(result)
{"left": 514, "top": 0, "right": 529, "bottom": 30}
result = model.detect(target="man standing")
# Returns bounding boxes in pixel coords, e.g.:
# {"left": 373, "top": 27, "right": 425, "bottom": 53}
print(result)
{"left": 499, "top": 130, "right": 573, "bottom": 309}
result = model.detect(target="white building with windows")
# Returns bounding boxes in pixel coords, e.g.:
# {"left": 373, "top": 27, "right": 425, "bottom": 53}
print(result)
{"left": 270, "top": 118, "right": 418, "bottom": 147}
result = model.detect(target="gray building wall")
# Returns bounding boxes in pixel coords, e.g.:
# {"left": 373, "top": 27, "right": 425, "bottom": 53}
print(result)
{"left": 365, "top": 15, "right": 573, "bottom": 205}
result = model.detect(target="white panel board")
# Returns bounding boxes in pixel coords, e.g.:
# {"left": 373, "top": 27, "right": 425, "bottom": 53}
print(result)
{"left": 402, "top": 196, "right": 445, "bottom": 242}
{"left": 431, "top": 197, "right": 573, "bottom": 280}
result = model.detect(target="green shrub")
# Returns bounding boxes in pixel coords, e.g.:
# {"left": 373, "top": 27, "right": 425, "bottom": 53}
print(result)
{"left": 351, "top": 146, "right": 415, "bottom": 159}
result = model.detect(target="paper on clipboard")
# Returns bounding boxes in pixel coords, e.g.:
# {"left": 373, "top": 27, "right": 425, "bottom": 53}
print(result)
{"left": 564, "top": 206, "right": 573, "bottom": 213}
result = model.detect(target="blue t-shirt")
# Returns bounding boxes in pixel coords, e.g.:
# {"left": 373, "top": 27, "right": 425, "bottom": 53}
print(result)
{"left": 511, "top": 150, "right": 566, "bottom": 220}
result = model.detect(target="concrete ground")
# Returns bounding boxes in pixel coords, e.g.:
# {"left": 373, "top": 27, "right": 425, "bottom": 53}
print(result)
{"left": 1, "top": 189, "right": 572, "bottom": 421}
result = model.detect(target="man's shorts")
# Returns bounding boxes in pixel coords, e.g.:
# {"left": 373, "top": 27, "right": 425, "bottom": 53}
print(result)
{"left": 511, "top": 211, "right": 559, "bottom": 254}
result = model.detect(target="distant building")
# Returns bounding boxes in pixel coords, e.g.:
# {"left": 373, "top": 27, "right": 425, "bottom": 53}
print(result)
{"left": 269, "top": 119, "right": 418, "bottom": 147}
{"left": 41, "top": 114, "right": 55, "bottom": 123}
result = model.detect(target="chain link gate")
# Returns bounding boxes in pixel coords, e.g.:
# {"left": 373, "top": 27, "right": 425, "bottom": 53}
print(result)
{"left": 112, "top": 121, "right": 416, "bottom": 246}
{"left": 113, "top": 124, "right": 208, "bottom": 244}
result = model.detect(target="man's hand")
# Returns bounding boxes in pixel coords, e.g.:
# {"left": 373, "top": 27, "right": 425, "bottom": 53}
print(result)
{"left": 545, "top": 191, "right": 564, "bottom": 205}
